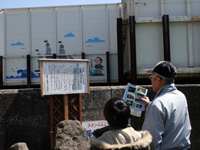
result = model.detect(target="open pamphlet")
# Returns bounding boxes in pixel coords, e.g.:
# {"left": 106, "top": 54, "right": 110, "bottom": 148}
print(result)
{"left": 123, "top": 83, "right": 148, "bottom": 117}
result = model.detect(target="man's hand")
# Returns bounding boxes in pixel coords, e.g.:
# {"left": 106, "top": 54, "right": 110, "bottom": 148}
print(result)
{"left": 140, "top": 97, "right": 150, "bottom": 106}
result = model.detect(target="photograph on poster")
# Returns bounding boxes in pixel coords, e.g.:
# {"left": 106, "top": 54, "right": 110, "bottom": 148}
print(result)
{"left": 126, "top": 98, "right": 134, "bottom": 106}
{"left": 127, "top": 93, "right": 135, "bottom": 99}
{"left": 135, "top": 103, "right": 143, "bottom": 109}
{"left": 135, "top": 98, "right": 141, "bottom": 103}
{"left": 138, "top": 86, "right": 146, "bottom": 93}
{"left": 136, "top": 93, "right": 145, "bottom": 99}
{"left": 128, "top": 86, "right": 136, "bottom": 93}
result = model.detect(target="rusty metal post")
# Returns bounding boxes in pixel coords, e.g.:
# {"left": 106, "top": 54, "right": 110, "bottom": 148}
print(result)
{"left": 162, "top": 15, "right": 171, "bottom": 61}
{"left": 129, "top": 16, "right": 137, "bottom": 84}
{"left": 117, "top": 18, "right": 124, "bottom": 85}
{"left": 0, "top": 56, "right": 3, "bottom": 89}
{"left": 53, "top": 53, "right": 57, "bottom": 59}
{"left": 106, "top": 51, "right": 110, "bottom": 85}
{"left": 27, "top": 55, "right": 31, "bottom": 88}
{"left": 81, "top": 52, "right": 85, "bottom": 59}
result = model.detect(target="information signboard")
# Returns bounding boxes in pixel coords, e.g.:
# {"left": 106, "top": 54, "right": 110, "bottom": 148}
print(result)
{"left": 39, "top": 59, "right": 90, "bottom": 96}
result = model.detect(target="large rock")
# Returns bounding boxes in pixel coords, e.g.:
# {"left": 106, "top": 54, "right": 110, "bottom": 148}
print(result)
{"left": 53, "top": 120, "right": 90, "bottom": 150}
{"left": 9, "top": 142, "right": 29, "bottom": 150}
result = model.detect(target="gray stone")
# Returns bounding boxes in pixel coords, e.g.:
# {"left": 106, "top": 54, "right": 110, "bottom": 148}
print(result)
{"left": 53, "top": 120, "right": 90, "bottom": 150}
{"left": 9, "top": 142, "right": 29, "bottom": 150}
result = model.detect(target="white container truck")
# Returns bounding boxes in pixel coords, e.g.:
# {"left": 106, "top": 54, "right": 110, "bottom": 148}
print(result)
{"left": 0, "top": 0, "right": 200, "bottom": 86}
{"left": 0, "top": 4, "right": 121, "bottom": 85}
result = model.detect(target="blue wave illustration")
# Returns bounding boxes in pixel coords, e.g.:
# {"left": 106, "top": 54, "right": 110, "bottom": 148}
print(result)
{"left": 6, "top": 69, "right": 40, "bottom": 79}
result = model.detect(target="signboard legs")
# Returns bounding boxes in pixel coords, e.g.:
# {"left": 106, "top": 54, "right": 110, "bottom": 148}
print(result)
{"left": 49, "top": 95, "right": 54, "bottom": 150}
{"left": 63, "top": 95, "right": 68, "bottom": 120}
{"left": 49, "top": 94, "right": 82, "bottom": 150}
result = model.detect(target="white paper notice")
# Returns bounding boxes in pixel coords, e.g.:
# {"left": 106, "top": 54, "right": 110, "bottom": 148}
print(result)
{"left": 43, "top": 61, "right": 88, "bottom": 95}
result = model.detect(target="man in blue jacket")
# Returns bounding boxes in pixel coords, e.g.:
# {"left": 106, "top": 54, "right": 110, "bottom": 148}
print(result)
{"left": 141, "top": 61, "right": 191, "bottom": 150}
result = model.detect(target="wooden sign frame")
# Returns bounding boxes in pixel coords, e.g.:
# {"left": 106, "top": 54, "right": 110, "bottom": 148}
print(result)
{"left": 39, "top": 59, "right": 90, "bottom": 96}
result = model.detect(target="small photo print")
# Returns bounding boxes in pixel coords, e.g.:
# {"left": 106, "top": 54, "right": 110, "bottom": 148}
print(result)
{"left": 137, "top": 87, "right": 147, "bottom": 94}
{"left": 127, "top": 93, "right": 135, "bottom": 100}
{"left": 126, "top": 99, "right": 134, "bottom": 106}
{"left": 128, "top": 86, "right": 136, "bottom": 93}
{"left": 135, "top": 104, "right": 143, "bottom": 109}
{"left": 135, "top": 98, "right": 141, "bottom": 103}
{"left": 136, "top": 93, "right": 145, "bottom": 99}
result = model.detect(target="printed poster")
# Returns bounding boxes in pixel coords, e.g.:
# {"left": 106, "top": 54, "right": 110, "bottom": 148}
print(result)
{"left": 40, "top": 59, "right": 89, "bottom": 96}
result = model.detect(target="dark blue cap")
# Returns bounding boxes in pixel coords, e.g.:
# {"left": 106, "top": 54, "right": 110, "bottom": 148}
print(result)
{"left": 148, "top": 61, "right": 177, "bottom": 78}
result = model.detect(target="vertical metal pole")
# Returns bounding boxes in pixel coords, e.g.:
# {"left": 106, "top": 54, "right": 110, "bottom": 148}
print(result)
{"left": 117, "top": 18, "right": 124, "bottom": 85}
{"left": 106, "top": 51, "right": 110, "bottom": 85}
{"left": 129, "top": 16, "right": 137, "bottom": 84}
{"left": 27, "top": 55, "right": 31, "bottom": 88}
{"left": 53, "top": 53, "right": 57, "bottom": 59}
{"left": 0, "top": 56, "right": 3, "bottom": 89}
{"left": 162, "top": 15, "right": 171, "bottom": 61}
{"left": 81, "top": 52, "right": 85, "bottom": 59}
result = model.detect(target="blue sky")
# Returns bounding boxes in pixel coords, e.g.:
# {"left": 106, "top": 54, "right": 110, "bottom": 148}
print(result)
{"left": 0, "top": 0, "right": 121, "bottom": 10}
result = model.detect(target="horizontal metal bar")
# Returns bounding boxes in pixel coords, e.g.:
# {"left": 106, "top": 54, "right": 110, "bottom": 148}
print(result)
{"left": 135, "top": 15, "right": 200, "bottom": 23}
{"left": 137, "top": 67, "right": 200, "bottom": 75}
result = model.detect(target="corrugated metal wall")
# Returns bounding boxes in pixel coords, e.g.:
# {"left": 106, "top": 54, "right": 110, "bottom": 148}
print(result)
{"left": 122, "top": 0, "right": 200, "bottom": 78}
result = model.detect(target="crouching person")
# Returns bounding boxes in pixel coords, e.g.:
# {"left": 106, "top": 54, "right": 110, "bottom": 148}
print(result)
{"left": 90, "top": 98, "right": 152, "bottom": 150}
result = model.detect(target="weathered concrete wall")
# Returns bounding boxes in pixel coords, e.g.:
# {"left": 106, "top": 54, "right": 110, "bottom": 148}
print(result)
{"left": 0, "top": 85, "right": 199, "bottom": 150}
{"left": 0, "top": 89, "right": 50, "bottom": 150}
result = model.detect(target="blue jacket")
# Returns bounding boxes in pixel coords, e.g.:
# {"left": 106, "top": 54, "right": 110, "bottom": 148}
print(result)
{"left": 142, "top": 83, "right": 191, "bottom": 150}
